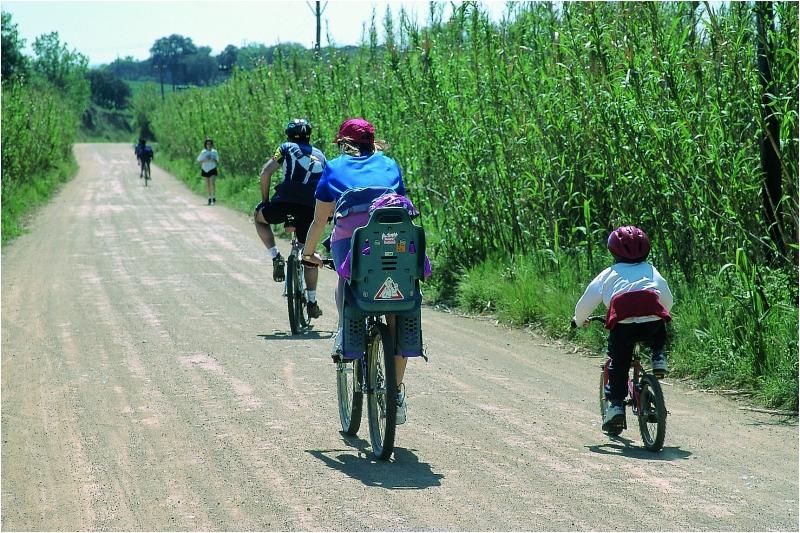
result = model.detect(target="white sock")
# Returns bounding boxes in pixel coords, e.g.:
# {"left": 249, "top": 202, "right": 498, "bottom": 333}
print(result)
{"left": 268, "top": 246, "right": 279, "bottom": 259}
{"left": 306, "top": 290, "right": 316, "bottom": 303}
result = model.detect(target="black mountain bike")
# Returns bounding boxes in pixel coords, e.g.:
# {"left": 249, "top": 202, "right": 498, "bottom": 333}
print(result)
{"left": 141, "top": 159, "right": 151, "bottom": 186}
{"left": 284, "top": 220, "right": 310, "bottom": 334}
{"left": 336, "top": 314, "right": 398, "bottom": 460}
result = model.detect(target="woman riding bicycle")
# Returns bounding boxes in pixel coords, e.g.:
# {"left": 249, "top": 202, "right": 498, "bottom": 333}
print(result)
{"left": 302, "top": 118, "right": 413, "bottom": 424}
{"left": 572, "top": 225, "right": 674, "bottom": 431}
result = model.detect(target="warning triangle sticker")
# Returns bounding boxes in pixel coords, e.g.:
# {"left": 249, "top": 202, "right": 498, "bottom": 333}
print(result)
{"left": 374, "top": 277, "right": 404, "bottom": 300}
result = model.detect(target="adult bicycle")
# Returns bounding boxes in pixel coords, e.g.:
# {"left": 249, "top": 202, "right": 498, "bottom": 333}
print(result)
{"left": 141, "top": 159, "right": 151, "bottom": 186}
{"left": 580, "top": 316, "right": 668, "bottom": 451}
{"left": 284, "top": 216, "right": 311, "bottom": 334}
{"left": 305, "top": 206, "right": 426, "bottom": 460}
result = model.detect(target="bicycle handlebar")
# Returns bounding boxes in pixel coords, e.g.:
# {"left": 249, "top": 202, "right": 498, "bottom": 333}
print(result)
{"left": 302, "top": 257, "right": 335, "bottom": 270}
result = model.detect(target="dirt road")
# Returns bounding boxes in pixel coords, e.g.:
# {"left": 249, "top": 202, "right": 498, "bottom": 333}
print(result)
{"left": 2, "top": 143, "right": 797, "bottom": 531}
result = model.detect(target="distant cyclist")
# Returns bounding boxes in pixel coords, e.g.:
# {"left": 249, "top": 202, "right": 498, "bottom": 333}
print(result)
{"left": 572, "top": 225, "right": 674, "bottom": 431}
{"left": 134, "top": 138, "right": 154, "bottom": 178}
{"left": 255, "top": 118, "right": 327, "bottom": 318}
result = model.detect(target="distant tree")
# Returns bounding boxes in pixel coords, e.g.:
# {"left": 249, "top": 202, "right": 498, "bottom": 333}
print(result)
{"left": 217, "top": 44, "right": 238, "bottom": 73}
{"left": 106, "top": 55, "right": 154, "bottom": 81}
{"left": 183, "top": 45, "right": 217, "bottom": 85}
{"left": 1, "top": 11, "right": 29, "bottom": 83}
{"left": 149, "top": 34, "right": 197, "bottom": 88}
{"left": 31, "top": 31, "right": 89, "bottom": 109}
{"left": 87, "top": 69, "right": 131, "bottom": 109}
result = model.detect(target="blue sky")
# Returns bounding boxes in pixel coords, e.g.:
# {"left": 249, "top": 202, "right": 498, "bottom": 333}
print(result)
{"left": 3, "top": 1, "right": 510, "bottom": 66}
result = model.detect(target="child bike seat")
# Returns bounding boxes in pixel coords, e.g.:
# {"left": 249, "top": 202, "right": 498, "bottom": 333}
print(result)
{"left": 345, "top": 207, "right": 426, "bottom": 314}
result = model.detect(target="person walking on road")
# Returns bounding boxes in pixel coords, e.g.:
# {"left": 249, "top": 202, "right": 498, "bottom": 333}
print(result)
{"left": 197, "top": 138, "right": 219, "bottom": 205}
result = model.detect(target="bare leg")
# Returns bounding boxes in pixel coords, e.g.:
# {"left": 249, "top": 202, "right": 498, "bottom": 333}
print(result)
{"left": 254, "top": 211, "right": 276, "bottom": 249}
{"left": 205, "top": 177, "right": 212, "bottom": 197}
{"left": 385, "top": 315, "right": 407, "bottom": 386}
{"left": 303, "top": 262, "right": 318, "bottom": 291}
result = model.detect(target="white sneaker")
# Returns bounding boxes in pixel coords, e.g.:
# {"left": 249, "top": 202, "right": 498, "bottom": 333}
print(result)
{"left": 602, "top": 402, "right": 625, "bottom": 431}
{"left": 651, "top": 355, "right": 668, "bottom": 377}
{"left": 395, "top": 388, "right": 407, "bottom": 425}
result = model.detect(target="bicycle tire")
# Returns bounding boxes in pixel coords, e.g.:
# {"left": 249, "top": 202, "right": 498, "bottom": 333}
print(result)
{"left": 296, "top": 261, "right": 310, "bottom": 328}
{"left": 366, "top": 322, "right": 397, "bottom": 460}
{"left": 337, "top": 359, "right": 363, "bottom": 435}
{"left": 286, "top": 255, "right": 301, "bottom": 334}
{"left": 637, "top": 374, "right": 667, "bottom": 451}
{"left": 599, "top": 362, "right": 623, "bottom": 436}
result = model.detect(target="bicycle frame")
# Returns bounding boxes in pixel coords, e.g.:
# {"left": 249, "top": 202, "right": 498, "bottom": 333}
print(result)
{"left": 601, "top": 345, "right": 647, "bottom": 418}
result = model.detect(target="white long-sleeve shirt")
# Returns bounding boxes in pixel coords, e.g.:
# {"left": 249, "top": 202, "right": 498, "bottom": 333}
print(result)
{"left": 573, "top": 262, "right": 674, "bottom": 326}
{"left": 197, "top": 148, "right": 219, "bottom": 172}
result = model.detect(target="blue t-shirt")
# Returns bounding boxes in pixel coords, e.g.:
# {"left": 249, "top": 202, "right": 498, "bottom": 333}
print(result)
{"left": 315, "top": 152, "right": 405, "bottom": 205}
{"left": 272, "top": 142, "right": 327, "bottom": 207}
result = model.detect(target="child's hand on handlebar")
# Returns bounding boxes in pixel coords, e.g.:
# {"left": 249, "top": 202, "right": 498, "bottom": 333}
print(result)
{"left": 570, "top": 316, "right": 589, "bottom": 329}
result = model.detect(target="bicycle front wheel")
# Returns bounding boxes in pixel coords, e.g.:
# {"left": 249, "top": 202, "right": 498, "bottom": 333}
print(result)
{"left": 286, "top": 254, "right": 301, "bottom": 334}
{"left": 366, "top": 322, "right": 397, "bottom": 460}
{"left": 637, "top": 374, "right": 667, "bottom": 451}
{"left": 337, "top": 359, "right": 363, "bottom": 435}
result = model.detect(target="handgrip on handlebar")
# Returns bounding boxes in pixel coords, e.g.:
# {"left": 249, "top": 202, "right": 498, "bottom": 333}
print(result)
{"left": 302, "top": 258, "right": 335, "bottom": 270}
{"left": 572, "top": 315, "right": 606, "bottom": 328}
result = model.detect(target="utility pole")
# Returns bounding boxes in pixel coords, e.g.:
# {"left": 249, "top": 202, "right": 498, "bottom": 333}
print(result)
{"left": 756, "top": 1, "right": 784, "bottom": 257}
{"left": 307, "top": 1, "right": 328, "bottom": 55}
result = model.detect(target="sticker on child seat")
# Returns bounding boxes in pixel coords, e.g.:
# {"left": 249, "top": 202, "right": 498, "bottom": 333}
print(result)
{"left": 374, "top": 277, "right": 404, "bottom": 300}
{"left": 382, "top": 232, "right": 398, "bottom": 245}
{"left": 396, "top": 241, "right": 406, "bottom": 253}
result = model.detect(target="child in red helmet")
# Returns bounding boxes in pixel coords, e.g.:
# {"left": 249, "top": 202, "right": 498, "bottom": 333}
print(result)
{"left": 572, "top": 225, "right": 674, "bottom": 431}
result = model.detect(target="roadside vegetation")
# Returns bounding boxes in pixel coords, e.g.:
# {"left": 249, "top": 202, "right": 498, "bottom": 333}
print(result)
{"left": 1, "top": 13, "right": 89, "bottom": 242}
{"left": 139, "top": 2, "right": 798, "bottom": 409}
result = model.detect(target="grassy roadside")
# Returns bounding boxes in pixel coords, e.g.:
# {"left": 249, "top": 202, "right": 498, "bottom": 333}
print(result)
{"left": 2, "top": 158, "right": 79, "bottom": 245}
{"left": 453, "top": 253, "right": 799, "bottom": 411}
{"left": 154, "top": 157, "right": 260, "bottom": 213}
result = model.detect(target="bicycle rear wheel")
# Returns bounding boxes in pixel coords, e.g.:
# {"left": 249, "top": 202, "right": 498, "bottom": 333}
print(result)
{"left": 286, "top": 255, "right": 302, "bottom": 334}
{"left": 366, "top": 322, "right": 397, "bottom": 460}
{"left": 599, "top": 362, "right": 623, "bottom": 436}
{"left": 337, "top": 359, "right": 363, "bottom": 435}
{"left": 637, "top": 374, "right": 667, "bottom": 451}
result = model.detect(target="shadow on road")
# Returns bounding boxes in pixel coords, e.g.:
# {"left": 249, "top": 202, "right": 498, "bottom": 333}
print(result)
{"left": 587, "top": 435, "right": 692, "bottom": 461}
{"left": 257, "top": 329, "right": 335, "bottom": 341}
{"left": 306, "top": 434, "right": 444, "bottom": 489}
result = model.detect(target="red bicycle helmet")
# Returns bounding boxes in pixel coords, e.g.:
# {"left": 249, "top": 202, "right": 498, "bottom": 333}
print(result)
{"left": 607, "top": 225, "right": 651, "bottom": 262}
{"left": 333, "top": 118, "right": 375, "bottom": 144}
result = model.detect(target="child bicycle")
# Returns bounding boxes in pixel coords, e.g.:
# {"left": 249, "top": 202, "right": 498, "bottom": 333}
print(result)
{"left": 304, "top": 206, "right": 426, "bottom": 460}
{"left": 576, "top": 316, "right": 668, "bottom": 452}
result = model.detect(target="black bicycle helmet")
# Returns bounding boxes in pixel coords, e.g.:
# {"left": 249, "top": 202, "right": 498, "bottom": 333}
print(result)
{"left": 285, "top": 118, "right": 312, "bottom": 141}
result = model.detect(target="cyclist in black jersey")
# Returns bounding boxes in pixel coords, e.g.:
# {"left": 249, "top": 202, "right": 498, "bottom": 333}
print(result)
{"left": 255, "top": 118, "right": 328, "bottom": 318}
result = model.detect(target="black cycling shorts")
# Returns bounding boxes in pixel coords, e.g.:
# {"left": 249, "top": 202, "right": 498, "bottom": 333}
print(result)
{"left": 256, "top": 201, "right": 314, "bottom": 244}
{"left": 201, "top": 168, "right": 218, "bottom": 178}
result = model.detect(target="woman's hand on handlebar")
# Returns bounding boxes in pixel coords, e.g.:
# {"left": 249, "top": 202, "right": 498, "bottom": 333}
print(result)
{"left": 301, "top": 252, "right": 324, "bottom": 268}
